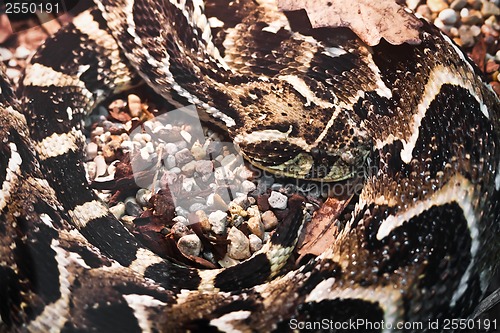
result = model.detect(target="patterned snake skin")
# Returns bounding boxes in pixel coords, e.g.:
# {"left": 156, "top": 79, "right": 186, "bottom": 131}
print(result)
{"left": 1, "top": 0, "right": 500, "bottom": 332}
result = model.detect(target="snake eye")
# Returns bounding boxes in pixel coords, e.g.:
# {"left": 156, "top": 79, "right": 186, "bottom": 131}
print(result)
{"left": 310, "top": 147, "right": 322, "bottom": 159}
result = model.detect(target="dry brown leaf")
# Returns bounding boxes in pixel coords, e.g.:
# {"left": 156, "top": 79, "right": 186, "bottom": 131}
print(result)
{"left": 0, "top": 15, "right": 13, "bottom": 44}
{"left": 296, "top": 196, "right": 352, "bottom": 263}
{"left": 278, "top": 0, "right": 422, "bottom": 46}
{"left": 470, "top": 35, "right": 487, "bottom": 72}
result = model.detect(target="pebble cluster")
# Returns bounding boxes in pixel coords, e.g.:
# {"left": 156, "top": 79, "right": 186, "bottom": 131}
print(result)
{"left": 86, "top": 94, "right": 297, "bottom": 266}
{"left": 409, "top": 0, "right": 500, "bottom": 92}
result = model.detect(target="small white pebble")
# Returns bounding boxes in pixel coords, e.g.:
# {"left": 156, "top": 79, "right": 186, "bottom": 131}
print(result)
{"left": 164, "top": 142, "right": 178, "bottom": 155}
{"left": 94, "top": 155, "right": 107, "bottom": 177}
{"left": 469, "top": 25, "right": 481, "bottom": 37}
{"left": 136, "top": 188, "right": 152, "bottom": 206}
{"left": 214, "top": 166, "right": 235, "bottom": 181}
{"left": 0, "top": 48, "right": 13, "bottom": 61}
{"left": 261, "top": 210, "right": 279, "bottom": 230}
{"left": 438, "top": 8, "right": 458, "bottom": 25}
{"left": 172, "top": 216, "right": 188, "bottom": 225}
{"left": 86, "top": 142, "right": 98, "bottom": 160}
{"left": 107, "top": 160, "right": 119, "bottom": 176}
{"left": 86, "top": 161, "right": 97, "bottom": 181}
{"left": 249, "top": 234, "right": 263, "bottom": 252}
{"left": 139, "top": 146, "right": 150, "bottom": 160}
{"left": 178, "top": 234, "right": 202, "bottom": 257}
{"left": 246, "top": 216, "right": 265, "bottom": 239}
{"left": 144, "top": 141, "right": 155, "bottom": 154}
{"left": 14, "top": 45, "right": 31, "bottom": 59}
{"left": 227, "top": 227, "right": 251, "bottom": 260}
{"left": 127, "top": 94, "right": 142, "bottom": 117}
{"left": 171, "top": 222, "right": 190, "bottom": 239}
{"left": 191, "top": 142, "right": 206, "bottom": 160}
{"left": 169, "top": 167, "right": 181, "bottom": 174}
{"left": 120, "top": 140, "right": 134, "bottom": 152}
{"left": 5, "top": 68, "right": 20, "bottom": 81}
{"left": 218, "top": 254, "right": 240, "bottom": 268}
{"left": 182, "top": 177, "right": 196, "bottom": 192}
{"left": 165, "top": 154, "right": 176, "bottom": 169}
{"left": 235, "top": 166, "right": 254, "bottom": 181}
{"left": 109, "top": 202, "right": 126, "bottom": 219}
{"left": 209, "top": 210, "right": 227, "bottom": 235}
{"left": 240, "top": 180, "right": 256, "bottom": 193}
{"left": 206, "top": 193, "right": 215, "bottom": 207}
{"left": 180, "top": 130, "right": 192, "bottom": 143}
{"left": 268, "top": 191, "right": 288, "bottom": 209}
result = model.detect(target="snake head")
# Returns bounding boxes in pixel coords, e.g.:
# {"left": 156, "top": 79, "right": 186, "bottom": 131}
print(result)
{"left": 233, "top": 125, "right": 371, "bottom": 182}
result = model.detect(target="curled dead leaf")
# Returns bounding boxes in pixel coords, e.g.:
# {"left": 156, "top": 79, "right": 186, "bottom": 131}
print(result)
{"left": 278, "top": 0, "right": 422, "bottom": 46}
{"left": 296, "top": 196, "right": 352, "bottom": 263}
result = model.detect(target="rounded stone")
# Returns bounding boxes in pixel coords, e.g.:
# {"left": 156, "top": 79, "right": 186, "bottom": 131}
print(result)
{"left": 405, "top": 0, "right": 421, "bottom": 10}
{"left": 194, "top": 210, "right": 211, "bottom": 232}
{"left": 136, "top": 188, "right": 152, "bottom": 206}
{"left": 227, "top": 227, "right": 251, "bottom": 260}
{"left": 175, "top": 148, "right": 194, "bottom": 165}
{"left": 481, "top": 1, "right": 500, "bottom": 17}
{"left": 181, "top": 160, "right": 197, "bottom": 177}
{"left": 268, "top": 191, "right": 288, "bottom": 210}
{"left": 218, "top": 254, "right": 240, "bottom": 268}
{"left": 127, "top": 94, "right": 142, "bottom": 117}
{"left": 180, "top": 130, "right": 192, "bottom": 143}
{"left": 165, "top": 154, "right": 176, "bottom": 169}
{"left": 125, "top": 197, "right": 143, "bottom": 216}
{"left": 195, "top": 160, "right": 213, "bottom": 175}
{"left": 209, "top": 210, "right": 228, "bottom": 235}
{"left": 249, "top": 234, "right": 263, "bottom": 252}
{"left": 246, "top": 216, "right": 265, "bottom": 240}
{"left": 189, "top": 202, "right": 207, "bottom": 212}
{"left": 110, "top": 202, "right": 126, "bottom": 220}
{"left": 427, "top": 0, "right": 448, "bottom": 12}
{"left": 261, "top": 210, "right": 279, "bottom": 230}
{"left": 450, "top": 0, "right": 467, "bottom": 10}
{"left": 241, "top": 180, "right": 257, "bottom": 194}
{"left": 171, "top": 222, "right": 190, "bottom": 239}
{"left": 164, "top": 142, "right": 179, "bottom": 155}
{"left": 191, "top": 142, "right": 206, "bottom": 160}
{"left": 0, "top": 48, "right": 13, "bottom": 61}
{"left": 86, "top": 161, "right": 97, "bottom": 181}
{"left": 178, "top": 234, "right": 202, "bottom": 257}
{"left": 14, "top": 45, "right": 31, "bottom": 59}
{"left": 94, "top": 155, "right": 107, "bottom": 177}
{"left": 438, "top": 8, "right": 458, "bottom": 25}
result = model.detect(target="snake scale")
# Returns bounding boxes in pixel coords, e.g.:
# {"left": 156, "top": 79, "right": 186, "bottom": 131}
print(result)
{"left": 1, "top": 0, "right": 500, "bottom": 332}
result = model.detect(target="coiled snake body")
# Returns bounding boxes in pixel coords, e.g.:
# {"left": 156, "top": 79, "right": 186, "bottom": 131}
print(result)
{"left": 1, "top": 0, "right": 500, "bottom": 332}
